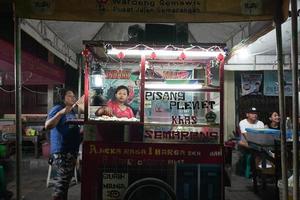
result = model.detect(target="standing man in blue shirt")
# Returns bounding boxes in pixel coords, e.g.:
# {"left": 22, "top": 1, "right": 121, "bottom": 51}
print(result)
{"left": 45, "top": 88, "right": 84, "bottom": 200}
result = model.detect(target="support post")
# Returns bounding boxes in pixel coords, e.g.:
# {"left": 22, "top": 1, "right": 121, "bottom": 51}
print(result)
{"left": 77, "top": 54, "right": 83, "bottom": 117}
{"left": 291, "top": 0, "right": 299, "bottom": 199}
{"left": 77, "top": 54, "right": 82, "bottom": 98}
{"left": 275, "top": 20, "right": 288, "bottom": 200}
{"left": 14, "top": 16, "right": 22, "bottom": 200}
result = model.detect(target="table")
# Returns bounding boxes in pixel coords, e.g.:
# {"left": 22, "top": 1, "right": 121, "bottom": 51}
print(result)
{"left": 247, "top": 142, "right": 275, "bottom": 192}
{"left": 1, "top": 133, "right": 39, "bottom": 158}
{"left": 247, "top": 140, "right": 294, "bottom": 200}
{"left": 23, "top": 136, "right": 39, "bottom": 158}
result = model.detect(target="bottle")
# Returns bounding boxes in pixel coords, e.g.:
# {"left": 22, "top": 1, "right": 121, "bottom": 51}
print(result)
{"left": 288, "top": 174, "right": 293, "bottom": 187}
{"left": 286, "top": 117, "right": 292, "bottom": 130}
{"left": 286, "top": 117, "right": 292, "bottom": 139}
{"left": 136, "top": 111, "right": 140, "bottom": 119}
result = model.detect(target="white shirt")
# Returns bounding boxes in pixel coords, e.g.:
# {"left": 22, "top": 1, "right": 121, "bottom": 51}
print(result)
{"left": 239, "top": 119, "right": 264, "bottom": 141}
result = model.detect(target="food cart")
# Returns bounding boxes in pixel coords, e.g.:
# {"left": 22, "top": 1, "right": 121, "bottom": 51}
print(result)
{"left": 13, "top": 1, "right": 291, "bottom": 200}
{"left": 80, "top": 42, "right": 225, "bottom": 200}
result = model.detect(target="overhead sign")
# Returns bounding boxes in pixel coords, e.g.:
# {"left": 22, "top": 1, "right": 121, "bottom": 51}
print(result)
{"left": 15, "top": 0, "right": 289, "bottom": 23}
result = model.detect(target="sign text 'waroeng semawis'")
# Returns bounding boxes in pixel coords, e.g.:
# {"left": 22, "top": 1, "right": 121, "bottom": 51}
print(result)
{"left": 16, "top": 0, "right": 289, "bottom": 23}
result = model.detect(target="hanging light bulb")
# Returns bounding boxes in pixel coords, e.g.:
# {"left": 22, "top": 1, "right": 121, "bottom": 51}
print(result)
{"left": 179, "top": 52, "right": 186, "bottom": 60}
{"left": 81, "top": 48, "right": 90, "bottom": 57}
{"left": 150, "top": 52, "right": 157, "bottom": 59}
{"left": 117, "top": 51, "right": 125, "bottom": 59}
{"left": 217, "top": 53, "right": 224, "bottom": 62}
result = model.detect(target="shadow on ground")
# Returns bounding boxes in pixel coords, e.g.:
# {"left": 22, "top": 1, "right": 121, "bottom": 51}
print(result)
{"left": 4, "top": 151, "right": 278, "bottom": 200}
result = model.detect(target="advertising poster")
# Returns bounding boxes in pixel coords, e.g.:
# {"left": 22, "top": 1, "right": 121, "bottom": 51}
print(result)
{"left": 263, "top": 71, "right": 293, "bottom": 96}
{"left": 143, "top": 89, "right": 220, "bottom": 144}
{"left": 241, "top": 73, "right": 263, "bottom": 96}
{"left": 89, "top": 67, "right": 140, "bottom": 122}
{"left": 102, "top": 173, "right": 128, "bottom": 200}
{"left": 144, "top": 90, "right": 220, "bottom": 125}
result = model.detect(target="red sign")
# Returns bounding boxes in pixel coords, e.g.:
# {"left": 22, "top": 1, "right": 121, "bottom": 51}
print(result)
{"left": 162, "top": 70, "right": 192, "bottom": 79}
{"left": 105, "top": 70, "right": 131, "bottom": 79}
{"left": 82, "top": 141, "right": 223, "bottom": 199}
{"left": 84, "top": 142, "right": 222, "bottom": 164}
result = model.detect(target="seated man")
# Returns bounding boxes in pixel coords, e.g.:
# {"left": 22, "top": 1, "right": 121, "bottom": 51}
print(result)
{"left": 238, "top": 107, "right": 264, "bottom": 147}
{"left": 235, "top": 107, "right": 265, "bottom": 178}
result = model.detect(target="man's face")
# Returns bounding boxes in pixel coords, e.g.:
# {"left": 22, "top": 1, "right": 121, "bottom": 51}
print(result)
{"left": 246, "top": 112, "right": 258, "bottom": 122}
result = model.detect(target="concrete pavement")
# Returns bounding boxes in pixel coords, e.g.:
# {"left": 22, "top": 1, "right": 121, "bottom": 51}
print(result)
{"left": 4, "top": 150, "right": 277, "bottom": 200}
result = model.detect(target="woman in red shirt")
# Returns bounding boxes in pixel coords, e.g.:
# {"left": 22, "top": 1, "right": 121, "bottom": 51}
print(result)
{"left": 95, "top": 85, "right": 134, "bottom": 118}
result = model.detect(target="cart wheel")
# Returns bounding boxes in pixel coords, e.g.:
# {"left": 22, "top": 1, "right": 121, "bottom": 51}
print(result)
{"left": 122, "top": 177, "right": 176, "bottom": 200}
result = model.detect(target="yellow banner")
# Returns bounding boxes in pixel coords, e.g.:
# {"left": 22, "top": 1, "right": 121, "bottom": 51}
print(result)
{"left": 15, "top": 0, "right": 289, "bottom": 23}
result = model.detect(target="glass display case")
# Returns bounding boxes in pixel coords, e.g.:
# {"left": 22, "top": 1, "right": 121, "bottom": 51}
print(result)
{"left": 87, "top": 61, "right": 141, "bottom": 122}
{"left": 85, "top": 45, "right": 223, "bottom": 120}
{"left": 84, "top": 43, "right": 224, "bottom": 144}
{"left": 142, "top": 60, "right": 221, "bottom": 144}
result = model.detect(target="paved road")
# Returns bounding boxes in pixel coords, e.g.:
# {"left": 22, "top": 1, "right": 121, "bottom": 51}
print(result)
{"left": 5, "top": 151, "right": 277, "bottom": 200}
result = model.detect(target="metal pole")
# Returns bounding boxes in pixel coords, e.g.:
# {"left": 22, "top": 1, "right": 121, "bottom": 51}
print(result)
{"left": 77, "top": 54, "right": 82, "bottom": 98}
{"left": 276, "top": 21, "right": 288, "bottom": 200}
{"left": 139, "top": 55, "right": 145, "bottom": 123}
{"left": 291, "top": 0, "right": 299, "bottom": 199}
{"left": 14, "top": 16, "right": 22, "bottom": 200}
{"left": 77, "top": 54, "right": 82, "bottom": 117}
{"left": 84, "top": 57, "right": 89, "bottom": 121}
{"left": 219, "top": 57, "right": 225, "bottom": 200}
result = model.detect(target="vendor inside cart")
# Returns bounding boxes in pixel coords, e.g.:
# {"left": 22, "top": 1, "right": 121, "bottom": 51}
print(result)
{"left": 95, "top": 85, "right": 135, "bottom": 119}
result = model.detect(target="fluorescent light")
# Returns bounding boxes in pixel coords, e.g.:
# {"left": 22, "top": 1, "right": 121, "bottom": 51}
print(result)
{"left": 237, "top": 48, "right": 250, "bottom": 59}
{"left": 145, "top": 83, "right": 203, "bottom": 90}
{"left": 91, "top": 74, "right": 103, "bottom": 87}
{"left": 107, "top": 48, "right": 224, "bottom": 60}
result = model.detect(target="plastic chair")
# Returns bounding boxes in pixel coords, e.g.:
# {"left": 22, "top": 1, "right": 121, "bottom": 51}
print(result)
{"left": 232, "top": 126, "right": 253, "bottom": 178}
{"left": 232, "top": 126, "right": 242, "bottom": 141}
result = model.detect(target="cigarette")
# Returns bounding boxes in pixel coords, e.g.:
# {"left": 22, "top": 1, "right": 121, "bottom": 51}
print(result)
{"left": 71, "top": 99, "right": 81, "bottom": 109}
{"left": 75, "top": 98, "right": 81, "bottom": 105}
